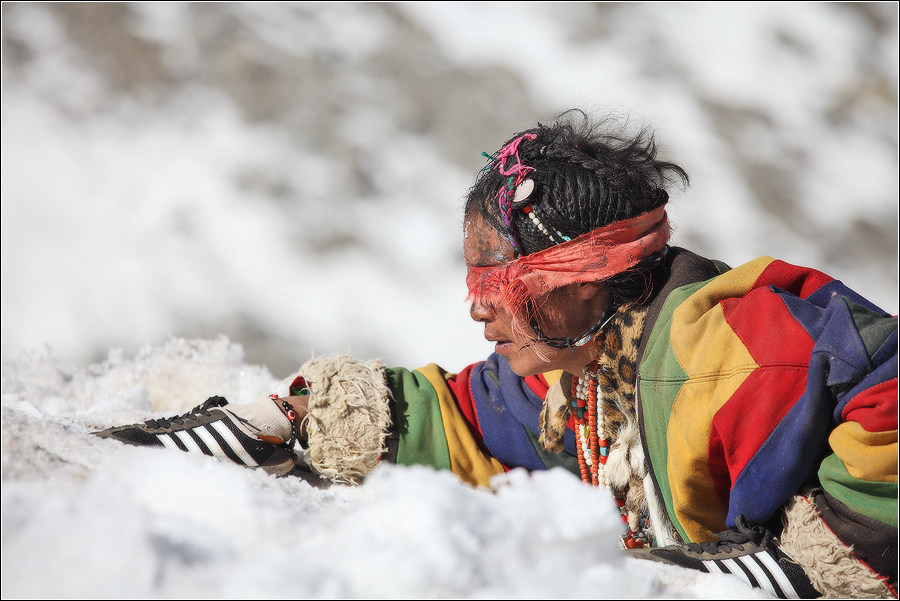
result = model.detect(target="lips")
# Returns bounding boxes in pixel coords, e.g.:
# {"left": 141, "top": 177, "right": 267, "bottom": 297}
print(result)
{"left": 484, "top": 329, "right": 514, "bottom": 354}
{"left": 483, "top": 329, "right": 510, "bottom": 344}
{"left": 493, "top": 341, "right": 515, "bottom": 354}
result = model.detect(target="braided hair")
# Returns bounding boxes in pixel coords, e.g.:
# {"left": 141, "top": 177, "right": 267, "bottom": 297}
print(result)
{"left": 465, "top": 109, "right": 689, "bottom": 310}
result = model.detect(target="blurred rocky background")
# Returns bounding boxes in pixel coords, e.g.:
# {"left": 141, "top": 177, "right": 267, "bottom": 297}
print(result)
{"left": 2, "top": 2, "right": 897, "bottom": 377}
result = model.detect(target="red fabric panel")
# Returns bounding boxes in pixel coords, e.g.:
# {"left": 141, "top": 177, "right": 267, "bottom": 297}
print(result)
{"left": 842, "top": 378, "right": 899, "bottom": 432}
{"left": 707, "top": 288, "right": 815, "bottom": 504}
{"left": 288, "top": 375, "right": 307, "bottom": 395}
{"left": 446, "top": 363, "right": 483, "bottom": 439}
{"left": 753, "top": 259, "right": 834, "bottom": 300}
{"left": 524, "top": 373, "right": 550, "bottom": 400}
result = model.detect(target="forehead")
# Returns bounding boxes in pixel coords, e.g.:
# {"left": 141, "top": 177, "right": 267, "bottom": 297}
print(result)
{"left": 463, "top": 212, "right": 516, "bottom": 267}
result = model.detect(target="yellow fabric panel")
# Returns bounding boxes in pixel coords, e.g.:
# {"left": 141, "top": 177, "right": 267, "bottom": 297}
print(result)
{"left": 829, "top": 422, "right": 899, "bottom": 483}
{"left": 666, "top": 259, "right": 768, "bottom": 541}
{"left": 543, "top": 370, "right": 563, "bottom": 387}
{"left": 417, "top": 363, "right": 507, "bottom": 488}
{"left": 670, "top": 256, "right": 772, "bottom": 350}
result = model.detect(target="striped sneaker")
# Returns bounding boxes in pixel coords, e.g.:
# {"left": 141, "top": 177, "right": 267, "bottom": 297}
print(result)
{"left": 626, "top": 515, "right": 821, "bottom": 599}
{"left": 93, "top": 396, "right": 296, "bottom": 476}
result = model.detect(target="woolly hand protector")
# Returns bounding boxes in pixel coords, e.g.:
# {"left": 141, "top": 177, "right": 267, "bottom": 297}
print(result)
{"left": 301, "top": 354, "right": 393, "bottom": 484}
{"left": 780, "top": 490, "right": 896, "bottom": 599}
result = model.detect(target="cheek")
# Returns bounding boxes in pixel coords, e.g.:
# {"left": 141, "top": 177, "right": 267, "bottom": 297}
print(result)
{"left": 532, "top": 287, "right": 593, "bottom": 338}
{"left": 495, "top": 308, "right": 520, "bottom": 335}
{"left": 529, "top": 298, "right": 573, "bottom": 338}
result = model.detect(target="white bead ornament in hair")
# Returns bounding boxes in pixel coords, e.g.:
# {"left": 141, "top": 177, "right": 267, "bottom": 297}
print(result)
{"left": 512, "top": 178, "right": 535, "bottom": 202}
{"left": 514, "top": 179, "right": 571, "bottom": 245}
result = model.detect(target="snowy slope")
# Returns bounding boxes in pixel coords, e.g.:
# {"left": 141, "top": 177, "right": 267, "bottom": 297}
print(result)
{"left": 2, "top": 338, "right": 770, "bottom": 599}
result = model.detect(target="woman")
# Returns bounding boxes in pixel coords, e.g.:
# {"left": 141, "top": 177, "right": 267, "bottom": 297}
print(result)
{"left": 96, "top": 110, "right": 898, "bottom": 599}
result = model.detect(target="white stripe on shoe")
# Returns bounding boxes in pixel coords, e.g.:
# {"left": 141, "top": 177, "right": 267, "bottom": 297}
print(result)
{"left": 703, "top": 559, "right": 727, "bottom": 574}
{"left": 210, "top": 420, "right": 259, "bottom": 467}
{"left": 158, "top": 434, "right": 181, "bottom": 451}
{"left": 194, "top": 426, "right": 228, "bottom": 459}
{"left": 739, "top": 553, "right": 780, "bottom": 598}
{"left": 704, "top": 553, "right": 796, "bottom": 599}
{"left": 156, "top": 421, "right": 258, "bottom": 468}
{"left": 756, "top": 550, "right": 799, "bottom": 598}
{"left": 174, "top": 430, "right": 206, "bottom": 455}
{"left": 719, "top": 558, "right": 754, "bottom": 588}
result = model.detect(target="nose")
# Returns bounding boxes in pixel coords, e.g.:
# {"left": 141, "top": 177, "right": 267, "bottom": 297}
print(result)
{"left": 469, "top": 299, "right": 495, "bottom": 323}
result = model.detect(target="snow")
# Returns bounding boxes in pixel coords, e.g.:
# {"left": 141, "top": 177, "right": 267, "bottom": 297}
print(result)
{"left": 2, "top": 338, "right": 768, "bottom": 599}
{"left": 1, "top": 3, "right": 897, "bottom": 598}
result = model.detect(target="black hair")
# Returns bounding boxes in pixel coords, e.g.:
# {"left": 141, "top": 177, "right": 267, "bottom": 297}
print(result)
{"left": 465, "top": 109, "right": 689, "bottom": 310}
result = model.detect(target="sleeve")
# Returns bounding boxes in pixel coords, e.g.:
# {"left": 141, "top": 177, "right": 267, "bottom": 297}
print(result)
{"left": 293, "top": 352, "right": 580, "bottom": 487}
{"left": 387, "top": 355, "right": 580, "bottom": 487}
{"left": 815, "top": 294, "right": 898, "bottom": 530}
{"left": 639, "top": 255, "right": 898, "bottom": 543}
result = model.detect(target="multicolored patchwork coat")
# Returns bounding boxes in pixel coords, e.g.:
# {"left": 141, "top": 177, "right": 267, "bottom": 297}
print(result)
{"left": 290, "top": 248, "right": 898, "bottom": 589}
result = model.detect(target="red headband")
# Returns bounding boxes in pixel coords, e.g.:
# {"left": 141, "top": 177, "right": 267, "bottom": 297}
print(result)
{"left": 466, "top": 206, "right": 670, "bottom": 321}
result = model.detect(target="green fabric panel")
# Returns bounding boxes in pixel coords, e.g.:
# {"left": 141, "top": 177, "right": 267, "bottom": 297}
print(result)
{"left": 710, "top": 259, "right": 732, "bottom": 275}
{"left": 845, "top": 299, "right": 898, "bottom": 359}
{"left": 639, "top": 277, "right": 722, "bottom": 543}
{"left": 385, "top": 367, "right": 452, "bottom": 472}
{"left": 819, "top": 453, "right": 899, "bottom": 528}
{"left": 523, "top": 427, "right": 580, "bottom": 476}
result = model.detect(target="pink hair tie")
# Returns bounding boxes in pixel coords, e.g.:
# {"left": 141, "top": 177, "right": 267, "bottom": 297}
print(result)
{"left": 489, "top": 133, "right": 537, "bottom": 253}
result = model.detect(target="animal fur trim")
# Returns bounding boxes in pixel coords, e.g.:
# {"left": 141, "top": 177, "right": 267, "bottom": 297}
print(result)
{"left": 643, "top": 472, "right": 681, "bottom": 546}
{"left": 595, "top": 303, "right": 649, "bottom": 535}
{"left": 537, "top": 303, "right": 660, "bottom": 541}
{"left": 780, "top": 490, "right": 895, "bottom": 599}
{"left": 539, "top": 373, "right": 571, "bottom": 453}
{"left": 301, "top": 354, "right": 393, "bottom": 484}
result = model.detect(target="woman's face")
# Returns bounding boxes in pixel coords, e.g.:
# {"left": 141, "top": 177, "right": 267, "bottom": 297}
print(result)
{"left": 463, "top": 212, "right": 609, "bottom": 377}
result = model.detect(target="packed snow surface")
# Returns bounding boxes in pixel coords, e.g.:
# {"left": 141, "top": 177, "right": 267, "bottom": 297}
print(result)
{"left": 2, "top": 338, "right": 770, "bottom": 599}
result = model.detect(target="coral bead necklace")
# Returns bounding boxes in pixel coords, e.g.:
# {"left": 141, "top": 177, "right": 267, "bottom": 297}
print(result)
{"left": 570, "top": 361, "right": 609, "bottom": 488}
{"left": 571, "top": 360, "right": 646, "bottom": 549}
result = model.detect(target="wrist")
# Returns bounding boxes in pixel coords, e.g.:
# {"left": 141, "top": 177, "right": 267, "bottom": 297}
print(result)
{"left": 270, "top": 393, "right": 309, "bottom": 440}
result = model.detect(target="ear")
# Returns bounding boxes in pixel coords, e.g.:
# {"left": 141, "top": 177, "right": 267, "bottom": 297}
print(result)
{"left": 576, "top": 281, "right": 606, "bottom": 302}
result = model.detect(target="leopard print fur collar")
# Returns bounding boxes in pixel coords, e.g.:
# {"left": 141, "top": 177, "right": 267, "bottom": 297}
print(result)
{"left": 539, "top": 302, "right": 651, "bottom": 535}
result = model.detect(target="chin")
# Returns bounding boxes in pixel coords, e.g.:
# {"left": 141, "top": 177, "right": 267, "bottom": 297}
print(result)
{"left": 507, "top": 363, "right": 542, "bottom": 378}
{"left": 502, "top": 341, "right": 586, "bottom": 378}
{"left": 503, "top": 351, "right": 557, "bottom": 378}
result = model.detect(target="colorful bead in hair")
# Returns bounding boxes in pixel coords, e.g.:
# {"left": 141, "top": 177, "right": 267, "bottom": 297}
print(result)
{"left": 522, "top": 202, "right": 571, "bottom": 245}
{"left": 513, "top": 178, "right": 570, "bottom": 246}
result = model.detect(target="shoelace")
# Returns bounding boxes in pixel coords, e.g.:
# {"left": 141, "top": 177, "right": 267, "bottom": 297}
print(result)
{"left": 685, "top": 537, "right": 753, "bottom": 555}
{"left": 143, "top": 396, "right": 228, "bottom": 429}
{"left": 684, "top": 515, "right": 770, "bottom": 556}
